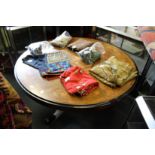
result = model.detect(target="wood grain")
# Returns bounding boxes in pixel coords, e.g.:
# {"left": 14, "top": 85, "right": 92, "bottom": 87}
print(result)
{"left": 14, "top": 37, "right": 137, "bottom": 108}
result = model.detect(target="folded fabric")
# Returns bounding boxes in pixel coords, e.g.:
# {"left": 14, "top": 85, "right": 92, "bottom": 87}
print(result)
{"left": 0, "top": 72, "right": 32, "bottom": 129}
{"left": 23, "top": 54, "right": 46, "bottom": 69}
{"left": 90, "top": 56, "right": 138, "bottom": 87}
{"left": 78, "top": 42, "right": 105, "bottom": 64}
{"left": 68, "top": 39, "right": 93, "bottom": 52}
{"left": 60, "top": 66, "right": 99, "bottom": 96}
{"left": 51, "top": 31, "right": 72, "bottom": 48}
{"left": 138, "top": 26, "right": 155, "bottom": 62}
{"left": 26, "top": 41, "right": 55, "bottom": 56}
{"left": 41, "top": 52, "right": 71, "bottom": 76}
{"left": 22, "top": 51, "right": 71, "bottom": 77}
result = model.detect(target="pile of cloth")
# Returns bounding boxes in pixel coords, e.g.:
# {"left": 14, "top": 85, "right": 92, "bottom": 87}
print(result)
{"left": 90, "top": 56, "right": 138, "bottom": 87}
{"left": 67, "top": 38, "right": 106, "bottom": 65}
{"left": 23, "top": 31, "right": 137, "bottom": 97}
{"left": 51, "top": 31, "right": 72, "bottom": 48}
{"left": 26, "top": 41, "right": 56, "bottom": 56}
{"left": 60, "top": 66, "right": 99, "bottom": 96}
{"left": 23, "top": 40, "right": 72, "bottom": 77}
{"left": 23, "top": 51, "right": 71, "bottom": 77}
{"left": 68, "top": 39, "right": 93, "bottom": 51}
{"left": 77, "top": 42, "right": 105, "bottom": 64}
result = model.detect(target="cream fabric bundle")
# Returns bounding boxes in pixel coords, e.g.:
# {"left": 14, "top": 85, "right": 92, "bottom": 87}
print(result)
{"left": 51, "top": 31, "right": 72, "bottom": 48}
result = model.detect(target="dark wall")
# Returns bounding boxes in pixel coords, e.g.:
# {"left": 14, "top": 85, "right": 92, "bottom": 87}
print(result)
{"left": 12, "top": 26, "right": 94, "bottom": 51}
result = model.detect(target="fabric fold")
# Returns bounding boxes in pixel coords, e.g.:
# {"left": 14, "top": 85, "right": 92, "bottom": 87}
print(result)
{"left": 78, "top": 42, "right": 105, "bottom": 64}
{"left": 51, "top": 31, "right": 72, "bottom": 48}
{"left": 68, "top": 39, "right": 93, "bottom": 52}
{"left": 23, "top": 51, "right": 71, "bottom": 77}
{"left": 90, "top": 56, "right": 137, "bottom": 87}
{"left": 60, "top": 66, "right": 99, "bottom": 96}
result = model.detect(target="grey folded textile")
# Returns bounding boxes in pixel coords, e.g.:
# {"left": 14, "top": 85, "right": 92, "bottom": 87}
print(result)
{"left": 68, "top": 39, "right": 93, "bottom": 51}
{"left": 78, "top": 42, "right": 105, "bottom": 64}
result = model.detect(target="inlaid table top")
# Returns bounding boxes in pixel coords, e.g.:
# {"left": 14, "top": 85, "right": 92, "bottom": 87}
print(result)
{"left": 14, "top": 37, "right": 137, "bottom": 108}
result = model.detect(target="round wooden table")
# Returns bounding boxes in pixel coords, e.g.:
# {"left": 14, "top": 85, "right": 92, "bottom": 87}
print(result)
{"left": 14, "top": 37, "right": 138, "bottom": 109}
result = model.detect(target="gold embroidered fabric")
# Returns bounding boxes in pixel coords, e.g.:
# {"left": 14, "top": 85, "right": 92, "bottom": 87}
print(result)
{"left": 90, "top": 56, "right": 138, "bottom": 87}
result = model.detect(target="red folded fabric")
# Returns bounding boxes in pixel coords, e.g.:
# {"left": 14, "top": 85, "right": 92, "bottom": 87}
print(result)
{"left": 60, "top": 66, "right": 99, "bottom": 96}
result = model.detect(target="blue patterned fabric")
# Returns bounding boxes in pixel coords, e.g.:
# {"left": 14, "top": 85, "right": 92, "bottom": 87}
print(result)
{"left": 22, "top": 55, "right": 46, "bottom": 69}
{"left": 40, "top": 60, "right": 70, "bottom": 76}
{"left": 22, "top": 52, "right": 71, "bottom": 77}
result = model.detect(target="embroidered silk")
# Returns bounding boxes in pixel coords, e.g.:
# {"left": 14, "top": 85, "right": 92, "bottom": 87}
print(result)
{"left": 90, "top": 56, "right": 138, "bottom": 87}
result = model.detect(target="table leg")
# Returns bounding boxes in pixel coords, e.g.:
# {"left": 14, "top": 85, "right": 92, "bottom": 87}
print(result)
{"left": 121, "top": 101, "right": 136, "bottom": 128}
{"left": 136, "top": 54, "right": 152, "bottom": 91}
{"left": 45, "top": 109, "right": 64, "bottom": 125}
{"left": 43, "top": 26, "right": 47, "bottom": 40}
{"left": 149, "top": 81, "right": 155, "bottom": 95}
{"left": 56, "top": 27, "right": 60, "bottom": 36}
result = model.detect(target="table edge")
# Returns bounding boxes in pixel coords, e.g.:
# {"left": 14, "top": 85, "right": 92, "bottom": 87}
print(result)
{"left": 14, "top": 39, "right": 139, "bottom": 109}
{"left": 14, "top": 67, "right": 138, "bottom": 109}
